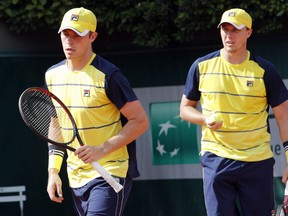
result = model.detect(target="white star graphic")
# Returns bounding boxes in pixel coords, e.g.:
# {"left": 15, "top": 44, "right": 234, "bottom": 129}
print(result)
{"left": 156, "top": 140, "right": 167, "bottom": 155}
{"left": 158, "top": 121, "right": 176, "bottom": 136}
{"left": 170, "top": 148, "right": 180, "bottom": 157}
{"left": 175, "top": 115, "right": 191, "bottom": 128}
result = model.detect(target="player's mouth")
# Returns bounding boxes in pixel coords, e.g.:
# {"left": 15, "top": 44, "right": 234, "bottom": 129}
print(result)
{"left": 65, "top": 48, "right": 75, "bottom": 53}
{"left": 226, "top": 41, "right": 234, "bottom": 45}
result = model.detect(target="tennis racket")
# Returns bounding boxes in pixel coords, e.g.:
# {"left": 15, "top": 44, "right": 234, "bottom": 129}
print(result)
{"left": 275, "top": 204, "right": 287, "bottom": 216}
{"left": 275, "top": 182, "right": 288, "bottom": 216}
{"left": 18, "top": 87, "right": 123, "bottom": 193}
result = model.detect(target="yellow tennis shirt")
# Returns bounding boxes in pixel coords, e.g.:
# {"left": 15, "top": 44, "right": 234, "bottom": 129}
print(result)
{"left": 45, "top": 54, "right": 130, "bottom": 188}
{"left": 184, "top": 49, "right": 288, "bottom": 162}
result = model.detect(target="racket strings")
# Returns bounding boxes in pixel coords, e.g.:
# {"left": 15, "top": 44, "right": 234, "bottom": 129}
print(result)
{"left": 20, "top": 90, "right": 75, "bottom": 144}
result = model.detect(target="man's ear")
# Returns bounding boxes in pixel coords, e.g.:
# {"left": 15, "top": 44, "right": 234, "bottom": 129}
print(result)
{"left": 247, "top": 28, "right": 253, "bottom": 38}
{"left": 90, "top": 32, "right": 98, "bottom": 41}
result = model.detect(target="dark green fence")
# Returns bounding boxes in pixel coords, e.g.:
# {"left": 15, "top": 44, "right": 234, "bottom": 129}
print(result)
{"left": 1, "top": 32, "right": 288, "bottom": 215}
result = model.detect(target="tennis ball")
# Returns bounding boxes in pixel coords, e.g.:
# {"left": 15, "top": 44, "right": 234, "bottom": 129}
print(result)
{"left": 213, "top": 113, "right": 222, "bottom": 123}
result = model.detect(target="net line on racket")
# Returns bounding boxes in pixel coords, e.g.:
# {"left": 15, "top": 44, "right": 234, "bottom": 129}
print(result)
{"left": 19, "top": 87, "right": 78, "bottom": 151}
{"left": 275, "top": 204, "right": 287, "bottom": 216}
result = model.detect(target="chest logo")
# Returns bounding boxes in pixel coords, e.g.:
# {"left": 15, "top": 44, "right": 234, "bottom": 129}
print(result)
{"left": 246, "top": 80, "right": 254, "bottom": 87}
{"left": 83, "top": 89, "right": 90, "bottom": 97}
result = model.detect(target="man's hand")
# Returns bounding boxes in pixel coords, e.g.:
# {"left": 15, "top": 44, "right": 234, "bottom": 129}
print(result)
{"left": 282, "top": 165, "right": 288, "bottom": 185}
{"left": 205, "top": 112, "right": 223, "bottom": 130}
{"left": 74, "top": 145, "right": 102, "bottom": 164}
{"left": 47, "top": 168, "right": 64, "bottom": 203}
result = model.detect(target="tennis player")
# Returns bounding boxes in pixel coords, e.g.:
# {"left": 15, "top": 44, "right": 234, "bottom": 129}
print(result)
{"left": 180, "top": 8, "right": 288, "bottom": 216}
{"left": 45, "top": 7, "right": 149, "bottom": 216}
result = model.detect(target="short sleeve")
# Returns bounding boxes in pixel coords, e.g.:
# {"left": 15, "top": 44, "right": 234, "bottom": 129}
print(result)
{"left": 183, "top": 59, "right": 201, "bottom": 101}
{"left": 105, "top": 71, "right": 138, "bottom": 110}
{"left": 262, "top": 59, "right": 288, "bottom": 107}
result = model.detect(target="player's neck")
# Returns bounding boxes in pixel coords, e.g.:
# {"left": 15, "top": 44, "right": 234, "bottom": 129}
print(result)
{"left": 221, "top": 48, "right": 248, "bottom": 65}
{"left": 66, "top": 51, "right": 94, "bottom": 71}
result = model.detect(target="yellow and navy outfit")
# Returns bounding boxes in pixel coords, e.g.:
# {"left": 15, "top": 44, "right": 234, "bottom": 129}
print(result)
{"left": 184, "top": 50, "right": 288, "bottom": 161}
{"left": 183, "top": 49, "right": 288, "bottom": 215}
{"left": 45, "top": 54, "right": 139, "bottom": 188}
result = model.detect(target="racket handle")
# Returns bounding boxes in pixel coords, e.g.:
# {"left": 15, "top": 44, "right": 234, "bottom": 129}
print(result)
{"left": 91, "top": 161, "right": 123, "bottom": 193}
{"left": 285, "top": 181, "right": 288, "bottom": 196}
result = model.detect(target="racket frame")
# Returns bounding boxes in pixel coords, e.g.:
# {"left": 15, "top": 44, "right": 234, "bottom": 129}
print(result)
{"left": 275, "top": 204, "right": 286, "bottom": 216}
{"left": 19, "top": 87, "right": 77, "bottom": 151}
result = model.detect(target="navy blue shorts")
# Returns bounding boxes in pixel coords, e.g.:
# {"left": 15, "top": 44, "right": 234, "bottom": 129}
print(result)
{"left": 71, "top": 176, "right": 132, "bottom": 216}
{"left": 201, "top": 152, "right": 275, "bottom": 216}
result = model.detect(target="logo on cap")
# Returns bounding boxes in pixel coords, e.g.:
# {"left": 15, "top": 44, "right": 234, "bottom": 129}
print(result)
{"left": 71, "top": 14, "right": 79, "bottom": 21}
{"left": 228, "top": 11, "right": 235, "bottom": 17}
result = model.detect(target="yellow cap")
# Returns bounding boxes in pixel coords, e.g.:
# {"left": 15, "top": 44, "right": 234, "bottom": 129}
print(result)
{"left": 217, "top": 8, "right": 252, "bottom": 29}
{"left": 58, "top": 7, "right": 97, "bottom": 36}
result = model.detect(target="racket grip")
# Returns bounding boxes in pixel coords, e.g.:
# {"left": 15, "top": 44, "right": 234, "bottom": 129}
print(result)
{"left": 91, "top": 161, "right": 123, "bottom": 193}
{"left": 285, "top": 181, "right": 288, "bottom": 196}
